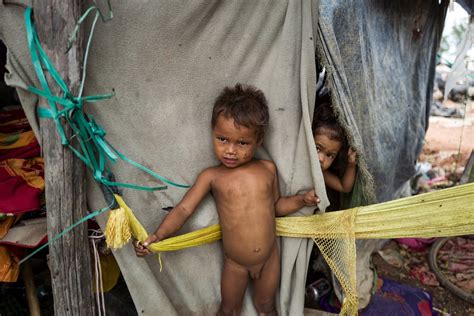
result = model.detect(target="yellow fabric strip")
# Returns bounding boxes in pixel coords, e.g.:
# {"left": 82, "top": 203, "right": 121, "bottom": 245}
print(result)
{"left": 354, "top": 182, "right": 474, "bottom": 239}
{"left": 113, "top": 194, "right": 222, "bottom": 253}
{"left": 108, "top": 183, "right": 474, "bottom": 316}
{"left": 112, "top": 183, "right": 474, "bottom": 252}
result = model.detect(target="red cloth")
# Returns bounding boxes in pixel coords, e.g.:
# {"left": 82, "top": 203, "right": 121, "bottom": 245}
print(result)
{"left": 0, "top": 138, "right": 40, "bottom": 160}
{"left": 0, "top": 158, "right": 44, "bottom": 214}
{"left": 0, "top": 108, "right": 32, "bottom": 133}
{"left": 0, "top": 108, "right": 40, "bottom": 160}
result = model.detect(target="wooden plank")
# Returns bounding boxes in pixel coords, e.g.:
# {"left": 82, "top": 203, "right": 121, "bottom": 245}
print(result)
{"left": 32, "top": 1, "right": 96, "bottom": 315}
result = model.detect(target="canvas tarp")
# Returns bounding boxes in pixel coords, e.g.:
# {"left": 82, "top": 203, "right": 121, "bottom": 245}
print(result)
{"left": 1, "top": 1, "right": 324, "bottom": 314}
{"left": 0, "top": 0, "right": 446, "bottom": 315}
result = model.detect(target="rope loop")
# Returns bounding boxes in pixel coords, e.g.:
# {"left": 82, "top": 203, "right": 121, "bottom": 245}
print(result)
{"left": 89, "top": 119, "right": 106, "bottom": 138}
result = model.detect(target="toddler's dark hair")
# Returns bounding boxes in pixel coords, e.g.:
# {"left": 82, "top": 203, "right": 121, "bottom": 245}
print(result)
{"left": 312, "top": 91, "right": 346, "bottom": 143}
{"left": 312, "top": 95, "right": 349, "bottom": 172}
{"left": 212, "top": 83, "right": 269, "bottom": 141}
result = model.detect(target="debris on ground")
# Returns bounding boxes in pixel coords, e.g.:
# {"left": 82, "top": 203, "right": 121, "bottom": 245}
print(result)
{"left": 431, "top": 101, "right": 464, "bottom": 118}
{"left": 413, "top": 148, "right": 470, "bottom": 194}
{"left": 436, "top": 237, "right": 474, "bottom": 294}
{"left": 373, "top": 94, "right": 474, "bottom": 315}
{"left": 373, "top": 240, "right": 474, "bottom": 315}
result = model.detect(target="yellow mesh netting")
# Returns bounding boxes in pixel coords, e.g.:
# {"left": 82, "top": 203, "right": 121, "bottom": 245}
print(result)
{"left": 106, "top": 183, "right": 474, "bottom": 315}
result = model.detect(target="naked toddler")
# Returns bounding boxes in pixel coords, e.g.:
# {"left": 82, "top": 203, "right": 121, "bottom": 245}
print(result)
{"left": 135, "top": 84, "right": 319, "bottom": 315}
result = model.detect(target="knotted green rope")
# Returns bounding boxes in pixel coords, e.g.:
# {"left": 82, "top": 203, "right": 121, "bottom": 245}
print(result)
{"left": 19, "top": 6, "right": 188, "bottom": 264}
{"left": 25, "top": 6, "right": 189, "bottom": 191}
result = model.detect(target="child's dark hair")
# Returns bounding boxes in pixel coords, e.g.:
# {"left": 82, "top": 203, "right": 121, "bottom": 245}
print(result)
{"left": 312, "top": 95, "right": 349, "bottom": 172}
{"left": 212, "top": 83, "right": 269, "bottom": 141}
{"left": 312, "top": 104, "right": 346, "bottom": 144}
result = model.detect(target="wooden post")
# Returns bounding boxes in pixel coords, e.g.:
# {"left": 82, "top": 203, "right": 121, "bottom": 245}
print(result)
{"left": 22, "top": 261, "right": 41, "bottom": 316}
{"left": 32, "top": 1, "right": 96, "bottom": 315}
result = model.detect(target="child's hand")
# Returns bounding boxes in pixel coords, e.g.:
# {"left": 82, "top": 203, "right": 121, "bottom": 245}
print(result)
{"left": 303, "top": 189, "right": 320, "bottom": 206}
{"left": 347, "top": 148, "right": 357, "bottom": 166}
{"left": 133, "top": 234, "right": 160, "bottom": 257}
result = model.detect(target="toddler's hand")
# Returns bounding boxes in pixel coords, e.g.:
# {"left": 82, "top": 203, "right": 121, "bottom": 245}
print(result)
{"left": 347, "top": 148, "right": 357, "bottom": 165}
{"left": 303, "top": 189, "right": 320, "bottom": 206}
{"left": 133, "top": 234, "right": 160, "bottom": 257}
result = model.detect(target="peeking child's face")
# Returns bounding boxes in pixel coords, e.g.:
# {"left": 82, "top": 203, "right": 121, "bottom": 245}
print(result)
{"left": 314, "top": 128, "right": 342, "bottom": 171}
{"left": 212, "top": 115, "right": 261, "bottom": 168}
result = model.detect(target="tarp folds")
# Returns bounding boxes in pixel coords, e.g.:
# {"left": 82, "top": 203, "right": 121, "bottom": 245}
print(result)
{"left": 316, "top": 1, "right": 448, "bottom": 309}
{"left": 317, "top": 0, "right": 448, "bottom": 203}
{"left": 2, "top": 1, "right": 323, "bottom": 315}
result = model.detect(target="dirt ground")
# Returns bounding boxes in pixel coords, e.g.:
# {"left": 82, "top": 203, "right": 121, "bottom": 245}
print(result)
{"left": 424, "top": 100, "right": 473, "bottom": 161}
{"left": 373, "top": 99, "right": 474, "bottom": 316}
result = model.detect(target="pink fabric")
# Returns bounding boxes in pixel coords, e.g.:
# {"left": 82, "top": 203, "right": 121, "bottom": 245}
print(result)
{"left": 396, "top": 238, "right": 437, "bottom": 251}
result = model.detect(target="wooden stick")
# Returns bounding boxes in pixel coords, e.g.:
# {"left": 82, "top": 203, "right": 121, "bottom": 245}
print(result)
{"left": 22, "top": 261, "right": 41, "bottom": 316}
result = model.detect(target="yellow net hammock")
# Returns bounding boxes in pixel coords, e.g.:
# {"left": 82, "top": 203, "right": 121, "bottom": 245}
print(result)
{"left": 105, "top": 183, "right": 474, "bottom": 315}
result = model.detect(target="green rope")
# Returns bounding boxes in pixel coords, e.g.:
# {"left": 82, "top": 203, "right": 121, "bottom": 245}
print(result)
{"left": 20, "top": 6, "right": 189, "bottom": 264}
{"left": 18, "top": 176, "right": 122, "bottom": 265}
{"left": 18, "top": 203, "right": 111, "bottom": 265}
{"left": 25, "top": 6, "right": 189, "bottom": 191}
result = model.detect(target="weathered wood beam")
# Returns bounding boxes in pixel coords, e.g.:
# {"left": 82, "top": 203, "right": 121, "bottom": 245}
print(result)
{"left": 32, "top": 1, "right": 96, "bottom": 315}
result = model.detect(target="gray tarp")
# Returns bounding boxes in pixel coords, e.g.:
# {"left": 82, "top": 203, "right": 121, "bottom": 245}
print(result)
{"left": 317, "top": 0, "right": 448, "bottom": 203}
{"left": 317, "top": 2, "right": 447, "bottom": 306}
{"left": 316, "top": 1, "right": 447, "bottom": 307}
{"left": 0, "top": 0, "right": 446, "bottom": 315}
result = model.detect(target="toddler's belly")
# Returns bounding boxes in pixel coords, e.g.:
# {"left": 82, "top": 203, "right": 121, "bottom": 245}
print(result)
{"left": 224, "top": 240, "right": 278, "bottom": 280}
{"left": 222, "top": 229, "right": 276, "bottom": 267}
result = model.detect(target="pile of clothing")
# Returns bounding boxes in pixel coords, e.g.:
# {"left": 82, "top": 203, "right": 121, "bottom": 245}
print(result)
{"left": 0, "top": 105, "right": 46, "bottom": 282}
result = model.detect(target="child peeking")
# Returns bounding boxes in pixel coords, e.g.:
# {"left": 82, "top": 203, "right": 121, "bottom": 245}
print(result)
{"left": 134, "top": 84, "right": 319, "bottom": 316}
{"left": 312, "top": 102, "right": 357, "bottom": 193}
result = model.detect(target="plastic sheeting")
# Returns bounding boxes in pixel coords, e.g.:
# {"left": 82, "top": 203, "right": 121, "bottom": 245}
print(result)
{"left": 317, "top": 0, "right": 448, "bottom": 203}
{"left": 316, "top": 2, "right": 448, "bottom": 308}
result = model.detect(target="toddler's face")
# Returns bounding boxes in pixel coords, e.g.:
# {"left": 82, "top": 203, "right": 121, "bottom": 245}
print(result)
{"left": 314, "top": 132, "right": 342, "bottom": 171}
{"left": 212, "top": 115, "right": 260, "bottom": 168}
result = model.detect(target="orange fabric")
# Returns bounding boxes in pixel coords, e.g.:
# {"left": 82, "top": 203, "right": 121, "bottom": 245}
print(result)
{"left": 1, "top": 158, "right": 45, "bottom": 189}
{"left": 0, "top": 131, "right": 36, "bottom": 150}
{"left": 0, "top": 245, "right": 20, "bottom": 282}
{"left": 0, "top": 216, "right": 16, "bottom": 239}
